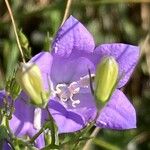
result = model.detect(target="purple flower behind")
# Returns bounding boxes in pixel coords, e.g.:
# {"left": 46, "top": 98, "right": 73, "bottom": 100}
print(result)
{"left": 0, "top": 16, "right": 139, "bottom": 149}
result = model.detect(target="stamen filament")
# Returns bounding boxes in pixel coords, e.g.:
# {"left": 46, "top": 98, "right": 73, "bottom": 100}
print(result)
{"left": 55, "top": 74, "right": 95, "bottom": 107}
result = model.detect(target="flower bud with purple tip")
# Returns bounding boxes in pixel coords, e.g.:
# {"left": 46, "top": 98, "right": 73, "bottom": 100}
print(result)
{"left": 16, "top": 62, "right": 49, "bottom": 107}
{"left": 95, "top": 57, "right": 118, "bottom": 103}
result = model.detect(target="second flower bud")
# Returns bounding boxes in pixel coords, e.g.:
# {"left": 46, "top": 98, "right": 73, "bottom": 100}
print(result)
{"left": 95, "top": 56, "right": 119, "bottom": 104}
{"left": 16, "top": 62, "right": 49, "bottom": 108}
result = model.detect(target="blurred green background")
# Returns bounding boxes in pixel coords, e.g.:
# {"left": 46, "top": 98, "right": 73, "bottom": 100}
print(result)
{"left": 0, "top": 0, "right": 150, "bottom": 150}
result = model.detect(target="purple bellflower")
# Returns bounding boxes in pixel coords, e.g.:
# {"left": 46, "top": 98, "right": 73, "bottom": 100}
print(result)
{"left": 0, "top": 16, "right": 139, "bottom": 149}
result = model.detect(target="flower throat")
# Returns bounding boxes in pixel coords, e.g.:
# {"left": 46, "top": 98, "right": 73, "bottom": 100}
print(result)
{"left": 55, "top": 74, "right": 94, "bottom": 107}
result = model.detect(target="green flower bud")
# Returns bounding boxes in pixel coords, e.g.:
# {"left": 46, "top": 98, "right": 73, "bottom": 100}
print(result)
{"left": 18, "top": 30, "right": 31, "bottom": 59}
{"left": 16, "top": 62, "right": 49, "bottom": 107}
{"left": 95, "top": 56, "right": 118, "bottom": 103}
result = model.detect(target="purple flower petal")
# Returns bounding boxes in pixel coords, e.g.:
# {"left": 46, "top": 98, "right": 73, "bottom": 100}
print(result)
{"left": 34, "top": 133, "right": 45, "bottom": 149}
{"left": 51, "top": 56, "right": 95, "bottom": 86}
{"left": 96, "top": 89, "right": 136, "bottom": 129}
{"left": 0, "top": 90, "right": 5, "bottom": 106}
{"left": 28, "top": 128, "right": 45, "bottom": 149}
{"left": 30, "top": 52, "right": 53, "bottom": 90}
{"left": 49, "top": 93, "right": 96, "bottom": 133}
{"left": 48, "top": 99, "right": 85, "bottom": 133}
{"left": 3, "top": 142, "right": 12, "bottom": 150}
{"left": 93, "top": 43, "right": 139, "bottom": 87}
{"left": 52, "top": 16, "right": 95, "bottom": 57}
{"left": 49, "top": 100, "right": 84, "bottom": 133}
{"left": 9, "top": 94, "right": 47, "bottom": 149}
{"left": 67, "top": 93, "right": 97, "bottom": 122}
{"left": 9, "top": 93, "right": 35, "bottom": 136}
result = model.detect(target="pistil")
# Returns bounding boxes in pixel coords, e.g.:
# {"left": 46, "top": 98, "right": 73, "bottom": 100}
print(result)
{"left": 55, "top": 74, "right": 95, "bottom": 107}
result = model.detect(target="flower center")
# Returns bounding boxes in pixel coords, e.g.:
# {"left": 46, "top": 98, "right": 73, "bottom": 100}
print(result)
{"left": 55, "top": 74, "right": 95, "bottom": 107}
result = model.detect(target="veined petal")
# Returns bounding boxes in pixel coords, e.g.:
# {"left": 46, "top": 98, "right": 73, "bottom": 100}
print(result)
{"left": 48, "top": 99, "right": 85, "bottom": 133}
{"left": 0, "top": 91, "right": 46, "bottom": 148}
{"left": 67, "top": 93, "right": 97, "bottom": 122}
{"left": 51, "top": 16, "right": 95, "bottom": 57}
{"left": 93, "top": 43, "right": 140, "bottom": 87}
{"left": 48, "top": 93, "right": 96, "bottom": 133}
{"left": 9, "top": 93, "right": 35, "bottom": 136}
{"left": 9, "top": 93, "right": 47, "bottom": 148}
{"left": 51, "top": 56, "right": 95, "bottom": 86}
{"left": 96, "top": 89, "right": 136, "bottom": 130}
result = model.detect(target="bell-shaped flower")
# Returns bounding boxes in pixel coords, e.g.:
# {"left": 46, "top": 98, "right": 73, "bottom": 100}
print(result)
{"left": 0, "top": 16, "right": 140, "bottom": 149}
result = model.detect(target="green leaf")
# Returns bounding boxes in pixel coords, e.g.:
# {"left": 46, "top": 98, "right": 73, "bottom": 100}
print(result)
{"left": 4, "top": 43, "right": 19, "bottom": 80}
{"left": 13, "top": 138, "right": 37, "bottom": 150}
{"left": 6, "top": 68, "right": 21, "bottom": 100}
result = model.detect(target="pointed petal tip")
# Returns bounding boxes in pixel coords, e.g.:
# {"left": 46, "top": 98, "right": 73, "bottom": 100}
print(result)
{"left": 94, "top": 43, "right": 140, "bottom": 87}
{"left": 96, "top": 89, "right": 137, "bottom": 130}
{"left": 68, "top": 15, "right": 77, "bottom": 21}
{"left": 52, "top": 15, "right": 95, "bottom": 57}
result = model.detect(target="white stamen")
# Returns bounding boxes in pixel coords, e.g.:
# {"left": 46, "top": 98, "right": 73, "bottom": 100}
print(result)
{"left": 55, "top": 84, "right": 70, "bottom": 102}
{"left": 34, "top": 108, "right": 42, "bottom": 130}
{"left": 70, "top": 95, "right": 80, "bottom": 107}
{"left": 55, "top": 74, "right": 95, "bottom": 107}
{"left": 68, "top": 82, "right": 80, "bottom": 94}
{"left": 100, "top": 120, "right": 107, "bottom": 126}
{"left": 55, "top": 84, "right": 67, "bottom": 94}
{"left": 78, "top": 74, "right": 95, "bottom": 88}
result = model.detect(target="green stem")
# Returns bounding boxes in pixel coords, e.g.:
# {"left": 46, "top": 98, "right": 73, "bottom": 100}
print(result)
{"left": 46, "top": 106, "right": 57, "bottom": 145}
{"left": 72, "top": 109, "right": 101, "bottom": 150}
{"left": 61, "top": 0, "right": 73, "bottom": 26}
{"left": 82, "top": 127, "right": 101, "bottom": 150}
{"left": 1, "top": 115, "right": 16, "bottom": 150}
{"left": 4, "top": 0, "right": 26, "bottom": 63}
{"left": 1, "top": 115, "right": 7, "bottom": 126}
{"left": 29, "top": 106, "right": 57, "bottom": 145}
{"left": 14, "top": 138, "right": 36, "bottom": 150}
{"left": 29, "top": 126, "right": 44, "bottom": 144}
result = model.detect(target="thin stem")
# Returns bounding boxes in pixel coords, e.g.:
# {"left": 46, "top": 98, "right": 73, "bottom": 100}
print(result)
{"left": 4, "top": 0, "right": 26, "bottom": 63}
{"left": 72, "top": 110, "right": 100, "bottom": 150}
{"left": 46, "top": 106, "right": 56, "bottom": 145}
{"left": 29, "top": 127, "right": 44, "bottom": 143}
{"left": 82, "top": 127, "right": 101, "bottom": 150}
{"left": 79, "top": 110, "right": 101, "bottom": 150}
{"left": 61, "top": 0, "right": 73, "bottom": 26}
